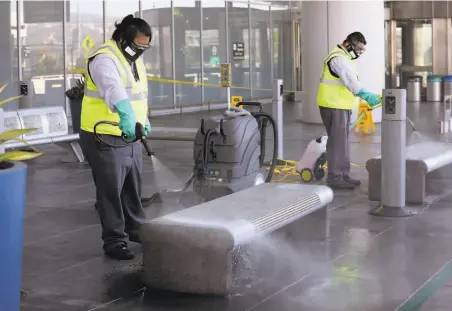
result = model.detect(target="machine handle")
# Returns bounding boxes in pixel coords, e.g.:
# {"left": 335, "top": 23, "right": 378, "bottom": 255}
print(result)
{"left": 238, "top": 102, "right": 263, "bottom": 112}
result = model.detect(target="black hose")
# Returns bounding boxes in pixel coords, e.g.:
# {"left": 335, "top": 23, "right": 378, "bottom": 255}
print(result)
{"left": 258, "top": 117, "right": 267, "bottom": 167}
{"left": 203, "top": 130, "right": 216, "bottom": 174}
{"left": 93, "top": 121, "right": 135, "bottom": 148}
{"left": 251, "top": 112, "right": 278, "bottom": 183}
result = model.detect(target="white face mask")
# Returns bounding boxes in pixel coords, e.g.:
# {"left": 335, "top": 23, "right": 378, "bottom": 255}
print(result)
{"left": 349, "top": 49, "right": 359, "bottom": 60}
{"left": 348, "top": 42, "right": 365, "bottom": 60}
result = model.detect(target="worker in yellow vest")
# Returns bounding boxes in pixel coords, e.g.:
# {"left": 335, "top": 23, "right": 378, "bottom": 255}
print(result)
{"left": 317, "top": 32, "right": 380, "bottom": 190}
{"left": 79, "top": 15, "right": 152, "bottom": 260}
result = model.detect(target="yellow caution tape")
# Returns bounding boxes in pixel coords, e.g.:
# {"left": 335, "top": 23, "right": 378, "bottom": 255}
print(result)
{"left": 68, "top": 68, "right": 297, "bottom": 93}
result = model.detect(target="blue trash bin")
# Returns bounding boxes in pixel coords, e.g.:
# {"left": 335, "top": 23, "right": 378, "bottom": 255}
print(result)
{"left": 0, "top": 161, "right": 27, "bottom": 311}
{"left": 443, "top": 75, "right": 452, "bottom": 98}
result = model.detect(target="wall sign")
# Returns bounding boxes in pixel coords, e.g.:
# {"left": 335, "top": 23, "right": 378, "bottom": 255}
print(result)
{"left": 232, "top": 42, "right": 245, "bottom": 60}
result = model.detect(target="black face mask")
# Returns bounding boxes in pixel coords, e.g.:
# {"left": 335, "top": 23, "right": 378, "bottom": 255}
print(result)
{"left": 346, "top": 41, "right": 365, "bottom": 60}
{"left": 120, "top": 39, "right": 148, "bottom": 62}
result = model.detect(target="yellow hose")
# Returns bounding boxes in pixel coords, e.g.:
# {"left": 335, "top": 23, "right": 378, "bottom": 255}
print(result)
{"left": 269, "top": 158, "right": 365, "bottom": 183}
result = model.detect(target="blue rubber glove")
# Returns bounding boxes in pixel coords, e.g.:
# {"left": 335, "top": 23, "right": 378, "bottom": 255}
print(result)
{"left": 145, "top": 119, "right": 151, "bottom": 136}
{"left": 357, "top": 88, "right": 381, "bottom": 107}
{"left": 114, "top": 99, "right": 137, "bottom": 138}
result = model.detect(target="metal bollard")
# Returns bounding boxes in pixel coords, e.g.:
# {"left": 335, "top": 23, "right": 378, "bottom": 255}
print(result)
{"left": 272, "top": 79, "right": 283, "bottom": 159}
{"left": 369, "top": 89, "right": 415, "bottom": 217}
{"left": 440, "top": 96, "right": 452, "bottom": 133}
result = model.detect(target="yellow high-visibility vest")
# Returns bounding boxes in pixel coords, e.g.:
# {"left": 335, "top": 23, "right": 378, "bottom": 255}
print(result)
{"left": 317, "top": 46, "right": 358, "bottom": 110}
{"left": 80, "top": 39, "right": 148, "bottom": 136}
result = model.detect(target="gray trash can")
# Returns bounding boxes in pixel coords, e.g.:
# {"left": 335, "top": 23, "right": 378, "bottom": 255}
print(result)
{"left": 427, "top": 75, "right": 443, "bottom": 102}
{"left": 407, "top": 76, "right": 422, "bottom": 102}
{"left": 443, "top": 75, "right": 452, "bottom": 98}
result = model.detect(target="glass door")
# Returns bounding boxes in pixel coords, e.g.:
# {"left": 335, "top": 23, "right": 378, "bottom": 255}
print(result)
{"left": 395, "top": 19, "right": 433, "bottom": 90}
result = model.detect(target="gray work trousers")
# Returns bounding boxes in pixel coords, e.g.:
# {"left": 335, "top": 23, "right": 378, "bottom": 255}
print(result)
{"left": 79, "top": 130, "right": 145, "bottom": 251}
{"left": 319, "top": 107, "right": 351, "bottom": 181}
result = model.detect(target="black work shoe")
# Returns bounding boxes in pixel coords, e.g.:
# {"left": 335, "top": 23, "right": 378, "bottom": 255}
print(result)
{"left": 343, "top": 175, "right": 361, "bottom": 186}
{"left": 141, "top": 197, "right": 154, "bottom": 208}
{"left": 105, "top": 243, "right": 135, "bottom": 260}
{"left": 129, "top": 234, "right": 142, "bottom": 244}
{"left": 327, "top": 179, "right": 356, "bottom": 190}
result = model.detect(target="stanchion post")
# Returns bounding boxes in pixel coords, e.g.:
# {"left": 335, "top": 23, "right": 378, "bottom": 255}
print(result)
{"left": 0, "top": 108, "right": 4, "bottom": 155}
{"left": 273, "top": 79, "right": 283, "bottom": 159}
{"left": 369, "top": 89, "right": 415, "bottom": 217}
{"left": 220, "top": 63, "right": 231, "bottom": 110}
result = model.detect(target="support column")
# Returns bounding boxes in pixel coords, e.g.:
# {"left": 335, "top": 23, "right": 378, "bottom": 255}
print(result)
{"left": 0, "top": 1, "right": 14, "bottom": 104}
{"left": 300, "top": 0, "right": 385, "bottom": 124}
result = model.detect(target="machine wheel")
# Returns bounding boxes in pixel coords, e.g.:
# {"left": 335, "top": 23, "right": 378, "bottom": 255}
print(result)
{"left": 300, "top": 168, "right": 313, "bottom": 182}
{"left": 314, "top": 153, "right": 327, "bottom": 180}
{"left": 313, "top": 167, "right": 325, "bottom": 180}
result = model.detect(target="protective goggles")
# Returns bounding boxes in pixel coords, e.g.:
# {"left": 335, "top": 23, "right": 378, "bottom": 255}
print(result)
{"left": 130, "top": 39, "right": 151, "bottom": 52}
{"left": 351, "top": 42, "right": 365, "bottom": 55}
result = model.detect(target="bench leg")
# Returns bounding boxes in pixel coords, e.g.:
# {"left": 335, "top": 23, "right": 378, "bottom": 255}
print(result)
{"left": 367, "top": 160, "right": 381, "bottom": 201}
{"left": 406, "top": 161, "right": 426, "bottom": 204}
{"left": 70, "top": 141, "right": 85, "bottom": 163}
{"left": 56, "top": 141, "right": 85, "bottom": 163}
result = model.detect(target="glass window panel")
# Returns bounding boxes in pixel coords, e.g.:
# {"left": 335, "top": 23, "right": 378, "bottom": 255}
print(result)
{"left": 396, "top": 19, "right": 433, "bottom": 88}
{"left": 228, "top": 0, "right": 250, "bottom": 100}
{"left": 173, "top": 0, "right": 202, "bottom": 108}
{"left": 142, "top": 0, "right": 173, "bottom": 108}
{"left": 22, "top": 0, "right": 65, "bottom": 109}
{"left": 66, "top": 0, "right": 103, "bottom": 101}
{"left": 250, "top": 3, "right": 270, "bottom": 99}
{"left": 271, "top": 3, "right": 289, "bottom": 87}
{"left": 105, "top": 0, "right": 139, "bottom": 40}
{"left": 202, "top": 0, "right": 227, "bottom": 103}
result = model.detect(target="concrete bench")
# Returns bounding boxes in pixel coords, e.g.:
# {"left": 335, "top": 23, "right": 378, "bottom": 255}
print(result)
{"left": 1, "top": 106, "right": 84, "bottom": 162}
{"left": 367, "top": 141, "right": 452, "bottom": 204}
{"left": 140, "top": 182, "right": 333, "bottom": 295}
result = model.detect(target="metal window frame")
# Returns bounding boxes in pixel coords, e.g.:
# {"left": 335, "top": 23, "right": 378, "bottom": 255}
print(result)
{"left": 200, "top": 0, "right": 204, "bottom": 105}
{"left": 248, "top": 1, "right": 252, "bottom": 99}
{"left": 269, "top": 5, "right": 273, "bottom": 81}
{"left": 226, "top": 1, "right": 229, "bottom": 63}
{"left": 16, "top": 0, "right": 22, "bottom": 81}
{"left": 63, "top": 0, "right": 69, "bottom": 114}
{"left": 102, "top": 0, "right": 107, "bottom": 43}
{"left": 171, "top": 0, "right": 176, "bottom": 109}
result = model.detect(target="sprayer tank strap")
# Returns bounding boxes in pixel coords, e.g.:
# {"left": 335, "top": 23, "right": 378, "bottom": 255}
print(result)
{"left": 84, "top": 88, "right": 148, "bottom": 101}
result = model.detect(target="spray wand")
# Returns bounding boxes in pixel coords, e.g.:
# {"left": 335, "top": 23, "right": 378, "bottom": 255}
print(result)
{"left": 348, "top": 95, "right": 415, "bottom": 132}
{"left": 93, "top": 121, "right": 154, "bottom": 156}
{"left": 348, "top": 95, "right": 382, "bottom": 131}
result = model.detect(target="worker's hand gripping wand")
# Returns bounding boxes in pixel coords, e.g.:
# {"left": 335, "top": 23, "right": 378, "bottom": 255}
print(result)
{"left": 133, "top": 122, "right": 154, "bottom": 156}
{"left": 93, "top": 121, "right": 155, "bottom": 156}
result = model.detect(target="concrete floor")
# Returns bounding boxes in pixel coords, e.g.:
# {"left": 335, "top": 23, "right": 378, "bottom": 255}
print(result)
{"left": 19, "top": 101, "right": 452, "bottom": 310}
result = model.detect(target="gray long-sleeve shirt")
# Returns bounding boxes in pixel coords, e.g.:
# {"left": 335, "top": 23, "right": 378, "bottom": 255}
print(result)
{"left": 329, "top": 54, "right": 361, "bottom": 96}
{"left": 88, "top": 54, "right": 129, "bottom": 111}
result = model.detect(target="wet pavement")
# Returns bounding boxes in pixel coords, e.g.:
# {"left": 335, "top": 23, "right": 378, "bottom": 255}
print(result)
{"left": 20, "top": 101, "right": 452, "bottom": 310}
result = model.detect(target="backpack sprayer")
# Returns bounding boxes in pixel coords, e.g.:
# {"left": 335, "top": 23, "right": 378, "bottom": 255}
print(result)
{"left": 93, "top": 121, "right": 154, "bottom": 156}
{"left": 296, "top": 98, "right": 382, "bottom": 183}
